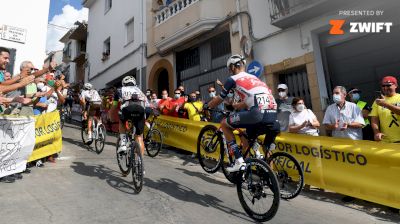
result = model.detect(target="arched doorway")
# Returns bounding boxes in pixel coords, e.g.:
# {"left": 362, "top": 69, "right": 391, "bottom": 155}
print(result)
{"left": 157, "top": 69, "right": 169, "bottom": 97}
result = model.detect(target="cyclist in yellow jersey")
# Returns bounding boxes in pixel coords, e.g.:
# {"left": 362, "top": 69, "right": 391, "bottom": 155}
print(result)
{"left": 370, "top": 76, "right": 400, "bottom": 143}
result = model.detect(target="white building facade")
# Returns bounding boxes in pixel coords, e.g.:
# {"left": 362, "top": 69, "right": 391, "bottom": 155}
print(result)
{"left": 83, "top": 0, "right": 147, "bottom": 90}
{"left": 0, "top": 0, "right": 50, "bottom": 75}
{"left": 248, "top": 0, "right": 400, "bottom": 121}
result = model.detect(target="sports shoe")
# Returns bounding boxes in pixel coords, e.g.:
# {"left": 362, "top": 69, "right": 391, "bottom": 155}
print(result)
{"left": 87, "top": 132, "right": 92, "bottom": 141}
{"left": 226, "top": 157, "right": 246, "bottom": 172}
{"left": 117, "top": 138, "right": 127, "bottom": 153}
{"left": 145, "top": 121, "right": 151, "bottom": 129}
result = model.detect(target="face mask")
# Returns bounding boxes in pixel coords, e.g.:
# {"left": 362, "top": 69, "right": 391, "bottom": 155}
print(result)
{"left": 47, "top": 80, "right": 55, "bottom": 87}
{"left": 174, "top": 94, "right": 180, "bottom": 99}
{"left": 278, "top": 91, "right": 287, "bottom": 98}
{"left": 189, "top": 97, "right": 196, "bottom": 102}
{"left": 151, "top": 99, "right": 157, "bottom": 102}
{"left": 209, "top": 92, "right": 216, "bottom": 98}
{"left": 296, "top": 104, "right": 305, "bottom": 112}
{"left": 37, "top": 82, "right": 45, "bottom": 90}
{"left": 227, "top": 93, "right": 234, "bottom": 98}
{"left": 351, "top": 93, "right": 360, "bottom": 102}
{"left": 162, "top": 95, "right": 167, "bottom": 100}
{"left": 333, "top": 94, "right": 342, "bottom": 104}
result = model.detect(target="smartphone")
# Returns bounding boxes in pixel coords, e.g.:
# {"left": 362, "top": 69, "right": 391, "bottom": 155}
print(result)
{"left": 375, "top": 91, "right": 383, "bottom": 99}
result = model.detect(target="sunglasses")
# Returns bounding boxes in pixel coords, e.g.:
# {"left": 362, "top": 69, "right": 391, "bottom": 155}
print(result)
{"left": 278, "top": 89, "right": 286, "bottom": 92}
{"left": 381, "top": 84, "right": 393, "bottom": 87}
{"left": 174, "top": 93, "right": 181, "bottom": 95}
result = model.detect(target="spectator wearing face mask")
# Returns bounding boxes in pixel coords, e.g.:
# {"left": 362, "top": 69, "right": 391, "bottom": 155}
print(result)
{"left": 150, "top": 93, "right": 160, "bottom": 109}
{"left": 323, "top": 86, "right": 365, "bottom": 140}
{"left": 33, "top": 78, "right": 48, "bottom": 115}
{"left": 158, "top": 89, "right": 172, "bottom": 115}
{"left": 183, "top": 92, "right": 205, "bottom": 121}
{"left": 288, "top": 97, "right": 320, "bottom": 136}
{"left": 348, "top": 88, "right": 374, "bottom": 141}
{"left": 145, "top": 89, "right": 153, "bottom": 101}
{"left": 208, "top": 86, "right": 224, "bottom": 123}
{"left": 170, "top": 89, "right": 185, "bottom": 117}
{"left": 276, "top": 84, "right": 293, "bottom": 132}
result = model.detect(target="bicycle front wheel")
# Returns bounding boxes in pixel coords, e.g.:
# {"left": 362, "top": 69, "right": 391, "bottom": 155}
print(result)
{"left": 145, "top": 129, "right": 163, "bottom": 157}
{"left": 95, "top": 124, "right": 107, "bottom": 154}
{"left": 131, "top": 141, "right": 143, "bottom": 193}
{"left": 237, "top": 158, "right": 280, "bottom": 222}
{"left": 116, "top": 137, "right": 131, "bottom": 176}
{"left": 197, "top": 125, "right": 223, "bottom": 173}
{"left": 267, "top": 152, "right": 304, "bottom": 199}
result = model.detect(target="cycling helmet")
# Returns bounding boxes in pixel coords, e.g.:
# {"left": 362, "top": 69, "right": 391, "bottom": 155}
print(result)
{"left": 122, "top": 76, "right": 136, "bottom": 86}
{"left": 226, "top": 54, "right": 246, "bottom": 69}
{"left": 84, "top": 83, "right": 93, "bottom": 90}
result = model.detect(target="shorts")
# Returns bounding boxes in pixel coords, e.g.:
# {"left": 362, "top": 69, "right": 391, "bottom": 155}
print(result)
{"left": 119, "top": 101, "right": 145, "bottom": 135}
{"left": 226, "top": 106, "right": 280, "bottom": 145}
{"left": 88, "top": 103, "right": 101, "bottom": 117}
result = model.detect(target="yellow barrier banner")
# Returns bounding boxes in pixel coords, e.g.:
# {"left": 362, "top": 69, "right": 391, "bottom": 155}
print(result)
{"left": 154, "top": 115, "right": 400, "bottom": 209}
{"left": 28, "top": 111, "right": 62, "bottom": 162}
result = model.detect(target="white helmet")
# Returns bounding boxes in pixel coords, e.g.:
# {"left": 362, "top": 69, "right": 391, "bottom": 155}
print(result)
{"left": 84, "top": 83, "right": 93, "bottom": 90}
{"left": 226, "top": 54, "right": 246, "bottom": 69}
{"left": 122, "top": 76, "right": 136, "bottom": 86}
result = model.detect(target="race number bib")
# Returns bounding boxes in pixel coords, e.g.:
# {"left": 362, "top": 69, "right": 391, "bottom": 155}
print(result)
{"left": 255, "top": 93, "right": 270, "bottom": 110}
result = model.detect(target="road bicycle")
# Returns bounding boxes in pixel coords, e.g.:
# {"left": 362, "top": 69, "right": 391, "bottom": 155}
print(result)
{"left": 116, "top": 119, "right": 144, "bottom": 193}
{"left": 81, "top": 115, "right": 107, "bottom": 154}
{"left": 198, "top": 109, "right": 304, "bottom": 200}
{"left": 198, "top": 109, "right": 281, "bottom": 222}
{"left": 59, "top": 106, "right": 71, "bottom": 129}
{"left": 144, "top": 111, "right": 163, "bottom": 158}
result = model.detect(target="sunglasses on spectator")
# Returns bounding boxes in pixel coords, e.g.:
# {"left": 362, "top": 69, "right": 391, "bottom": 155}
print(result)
{"left": 278, "top": 89, "right": 286, "bottom": 92}
{"left": 381, "top": 84, "right": 393, "bottom": 87}
{"left": 209, "top": 90, "right": 215, "bottom": 93}
{"left": 174, "top": 92, "right": 181, "bottom": 95}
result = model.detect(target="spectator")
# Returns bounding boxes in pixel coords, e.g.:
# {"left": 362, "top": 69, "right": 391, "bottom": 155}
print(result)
{"left": 207, "top": 86, "right": 224, "bottom": 123}
{"left": 170, "top": 88, "right": 185, "bottom": 117}
{"left": 146, "top": 88, "right": 152, "bottom": 101}
{"left": 288, "top": 97, "right": 320, "bottom": 136}
{"left": 370, "top": 76, "right": 400, "bottom": 143}
{"left": 0, "top": 47, "right": 10, "bottom": 83}
{"left": 178, "top": 85, "right": 188, "bottom": 102}
{"left": 276, "top": 83, "right": 293, "bottom": 132}
{"left": 183, "top": 92, "right": 204, "bottom": 121}
{"left": 158, "top": 89, "right": 172, "bottom": 115}
{"left": 4, "top": 71, "right": 11, "bottom": 81}
{"left": 323, "top": 86, "right": 365, "bottom": 140}
{"left": 150, "top": 93, "right": 160, "bottom": 109}
{"left": 348, "top": 88, "right": 374, "bottom": 140}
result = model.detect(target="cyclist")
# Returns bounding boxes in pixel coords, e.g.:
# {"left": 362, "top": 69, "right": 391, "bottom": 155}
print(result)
{"left": 206, "top": 54, "right": 280, "bottom": 172}
{"left": 114, "top": 76, "right": 147, "bottom": 157}
{"left": 80, "top": 83, "right": 102, "bottom": 141}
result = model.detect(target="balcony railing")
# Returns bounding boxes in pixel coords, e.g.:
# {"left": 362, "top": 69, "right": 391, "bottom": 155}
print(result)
{"left": 155, "top": 0, "right": 199, "bottom": 25}
{"left": 268, "top": 0, "right": 323, "bottom": 22}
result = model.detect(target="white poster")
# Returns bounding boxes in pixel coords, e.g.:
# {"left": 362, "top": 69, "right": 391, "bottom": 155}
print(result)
{"left": 0, "top": 116, "right": 35, "bottom": 178}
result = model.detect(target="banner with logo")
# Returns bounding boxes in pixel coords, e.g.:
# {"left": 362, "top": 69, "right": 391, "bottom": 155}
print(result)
{"left": 153, "top": 115, "right": 400, "bottom": 209}
{"left": 0, "top": 116, "right": 35, "bottom": 178}
{"left": 28, "top": 111, "right": 62, "bottom": 162}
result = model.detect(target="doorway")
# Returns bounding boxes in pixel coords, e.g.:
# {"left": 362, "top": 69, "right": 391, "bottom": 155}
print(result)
{"left": 157, "top": 69, "right": 169, "bottom": 97}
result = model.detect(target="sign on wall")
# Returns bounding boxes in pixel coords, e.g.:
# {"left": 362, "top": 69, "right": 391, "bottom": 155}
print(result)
{"left": 1, "top": 25, "right": 27, "bottom": 44}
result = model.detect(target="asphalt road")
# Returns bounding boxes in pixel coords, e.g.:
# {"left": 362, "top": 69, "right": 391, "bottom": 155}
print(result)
{"left": 0, "top": 122, "right": 399, "bottom": 224}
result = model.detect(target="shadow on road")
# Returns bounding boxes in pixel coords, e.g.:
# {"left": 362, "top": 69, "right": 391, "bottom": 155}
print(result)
{"left": 301, "top": 188, "right": 400, "bottom": 223}
{"left": 144, "top": 177, "right": 253, "bottom": 222}
{"left": 70, "top": 161, "right": 137, "bottom": 195}
{"left": 175, "top": 168, "right": 233, "bottom": 188}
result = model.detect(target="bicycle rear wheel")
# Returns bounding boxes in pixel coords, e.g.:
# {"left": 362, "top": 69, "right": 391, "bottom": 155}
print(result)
{"left": 131, "top": 141, "right": 143, "bottom": 193}
{"left": 145, "top": 129, "right": 163, "bottom": 157}
{"left": 95, "top": 124, "right": 107, "bottom": 154}
{"left": 237, "top": 158, "right": 280, "bottom": 222}
{"left": 197, "top": 125, "right": 223, "bottom": 173}
{"left": 267, "top": 152, "right": 304, "bottom": 199}
{"left": 116, "top": 136, "right": 131, "bottom": 176}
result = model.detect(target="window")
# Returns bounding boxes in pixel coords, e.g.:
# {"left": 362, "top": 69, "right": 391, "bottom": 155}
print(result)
{"left": 176, "top": 47, "right": 199, "bottom": 72}
{"left": 211, "top": 32, "right": 231, "bottom": 59}
{"left": 105, "top": 0, "right": 112, "bottom": 13}
{"left": 102, "top": 37, "right": 110, "bottom": 61}
{"left": 125, "top": 18, "right": 134, "bottom": 45}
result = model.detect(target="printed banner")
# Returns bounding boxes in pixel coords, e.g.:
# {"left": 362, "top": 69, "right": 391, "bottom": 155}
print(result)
{"left": 0, "top": 116, "right": 35, "bottom": 178}
{"left": 153, "top": 115, "right": 400, "bottom": 209}
{"left": 28, "top": 111, "right": 63, "bottom": 162}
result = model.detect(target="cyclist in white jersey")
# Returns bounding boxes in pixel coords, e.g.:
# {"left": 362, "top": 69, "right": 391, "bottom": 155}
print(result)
{"left": 207, "top": 54, "right": 280, "bottom": 172}
{"left": 113, "top": 76, "right": 148, "bottom": 156}
{"left": 80, "top": 83, "right": 102, "bottom": 141}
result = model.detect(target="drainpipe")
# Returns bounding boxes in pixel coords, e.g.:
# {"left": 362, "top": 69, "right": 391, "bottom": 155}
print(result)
{"left": 139, "top": 0, "right": 145, "bottom": 89}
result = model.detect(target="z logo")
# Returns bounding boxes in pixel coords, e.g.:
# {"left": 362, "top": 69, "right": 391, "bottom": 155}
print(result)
{"left": 329, "top": 20, "right": 345, "bottom": 35}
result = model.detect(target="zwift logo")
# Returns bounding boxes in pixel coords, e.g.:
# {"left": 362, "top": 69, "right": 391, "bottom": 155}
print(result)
{"left": 329, "top": 20, "right": 393, "bottom": 35}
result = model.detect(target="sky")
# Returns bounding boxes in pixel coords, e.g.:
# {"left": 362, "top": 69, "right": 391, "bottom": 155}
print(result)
{"left": 46, "top": 0, "right": 88, "bottom": 53}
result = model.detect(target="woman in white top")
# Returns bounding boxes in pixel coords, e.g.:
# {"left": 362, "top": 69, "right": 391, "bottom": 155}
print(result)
{"left": 288, "top": 97, "right": 320, "bottom": 136}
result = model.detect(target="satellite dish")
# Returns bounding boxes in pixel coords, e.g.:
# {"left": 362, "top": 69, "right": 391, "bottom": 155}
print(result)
{"left": 240, "top": 36, "right": 252, "bottom": 58}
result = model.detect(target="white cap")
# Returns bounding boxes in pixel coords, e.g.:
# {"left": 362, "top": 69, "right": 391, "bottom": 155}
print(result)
{"left": 277, "top": 84, "right": 288, "bottom": 90}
